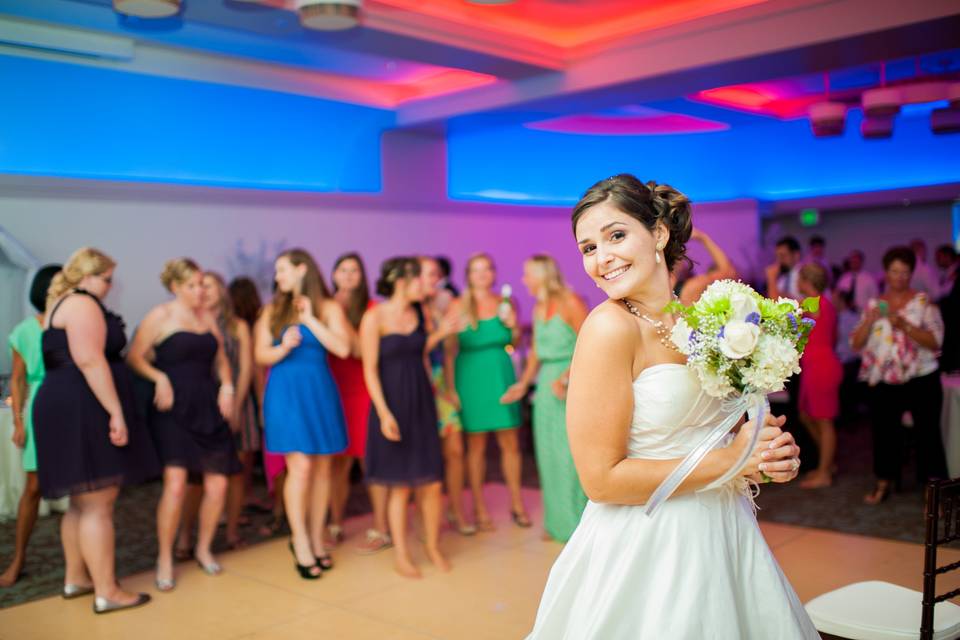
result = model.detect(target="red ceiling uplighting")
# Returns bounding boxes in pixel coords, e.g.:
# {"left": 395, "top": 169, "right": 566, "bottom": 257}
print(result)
{"left": 526, "top": 107, "right": 730, "bottom": 135}
{"left": 692, "top": 84, "right": 825, "bottom": 119}
{"left": 370, "top": 0, "right": 770, "bottom": 49}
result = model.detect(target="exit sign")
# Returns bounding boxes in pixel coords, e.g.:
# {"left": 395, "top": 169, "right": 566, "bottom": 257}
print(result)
{"left": 800, "top": 208, "right": 820, "bottom": 226}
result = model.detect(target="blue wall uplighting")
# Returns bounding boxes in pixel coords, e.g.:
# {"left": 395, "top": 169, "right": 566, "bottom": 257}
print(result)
{"left": 0, "top": 55, "right": 392, "bottom": 191}
{"left": 447, "top": 108, "right": 960, "bottom": 205}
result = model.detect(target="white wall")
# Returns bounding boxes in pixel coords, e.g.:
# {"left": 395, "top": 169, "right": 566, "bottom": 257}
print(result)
{"left": 0, "top": 178, "right": 760, "bottom": 338}
{"left": 763, "top": 201, "right": 953, "bottom": 277}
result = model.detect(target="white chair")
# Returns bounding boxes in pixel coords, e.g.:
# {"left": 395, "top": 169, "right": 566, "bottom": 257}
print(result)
{"left": 806, "top": 581, "right": 960, "bottom": 640}
{"left": 805, "top": 479, "right": 960, "bottom": 640}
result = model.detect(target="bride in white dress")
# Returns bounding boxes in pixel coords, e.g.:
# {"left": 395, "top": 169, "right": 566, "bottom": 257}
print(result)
{"left": 526, "top": 175, "right": 820, "bottom": 639}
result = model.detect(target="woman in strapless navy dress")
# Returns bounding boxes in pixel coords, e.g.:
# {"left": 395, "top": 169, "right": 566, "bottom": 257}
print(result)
{"left": 361, "top": 257, "right": 448, "bottom": 579}
{"left": 255, "top": 249, "right": 353, "bottom": 579}
{"left": 127, "top": 258, "right": 239, "bottom": 592}
{"left": 33, "top": 248, "right": 156, "bottom": 614}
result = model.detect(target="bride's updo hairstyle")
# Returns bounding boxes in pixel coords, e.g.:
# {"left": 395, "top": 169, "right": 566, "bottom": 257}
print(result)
{"left": 571, "top": 174, "right": 694, "bottom": 271}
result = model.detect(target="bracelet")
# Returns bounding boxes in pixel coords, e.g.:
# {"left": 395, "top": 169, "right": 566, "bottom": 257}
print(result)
{"left": 219, "top": 385, "right": 235, "bottom": 395}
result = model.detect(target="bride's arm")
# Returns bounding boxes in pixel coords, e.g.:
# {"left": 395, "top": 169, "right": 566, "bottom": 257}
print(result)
{"left": 567, "top": 306, "right": 795, "bottom": 506}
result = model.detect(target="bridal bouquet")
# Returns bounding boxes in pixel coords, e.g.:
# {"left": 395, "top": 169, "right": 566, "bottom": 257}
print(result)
{"left": 666, "top": 280, "right": 819, "bottom": 399}
{"left": 643, "top": 280, "right": 819, "bottom": 516}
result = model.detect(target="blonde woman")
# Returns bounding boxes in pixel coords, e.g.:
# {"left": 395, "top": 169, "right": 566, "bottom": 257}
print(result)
{"left": 501, "top": 255, "right": 588, "bottom": 541}
{"left": 127, "top": 258, "right": 239, "bottom": 591}
{"left": 33, "top": 248, "right": 157, "bottom": 614}
{"left": 255, "top": 249, "right": 352, "bottom": 579}
{"left": 444, "top": 253, "right": 528, "bottom": 531}
{"left": 176, "top": 272, "right": 256, "bottom": 554}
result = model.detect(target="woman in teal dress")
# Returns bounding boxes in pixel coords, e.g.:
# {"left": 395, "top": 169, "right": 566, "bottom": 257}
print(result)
{"left": 0, "top": 265, "right": 60, "bottom": 587}
{"left": 444, "top": 253, "right": 528, "bottom": 531}
{"left": 502, "top": 256, "right": 588, "bottom": 542}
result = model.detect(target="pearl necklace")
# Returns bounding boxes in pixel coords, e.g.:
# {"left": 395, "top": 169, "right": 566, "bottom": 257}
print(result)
{"left": 622, "top": 298, "right": 682, "bottom": 354}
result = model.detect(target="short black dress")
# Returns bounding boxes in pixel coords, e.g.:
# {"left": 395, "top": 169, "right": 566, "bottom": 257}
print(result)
{"left": 148, "top": 331, "right": 241, "bottom": 475}
{"left": 33, "top": 290, "right": 160, "bottom": 499}
{"left": 364, "top": 305, "right": 443, "bottom": 487}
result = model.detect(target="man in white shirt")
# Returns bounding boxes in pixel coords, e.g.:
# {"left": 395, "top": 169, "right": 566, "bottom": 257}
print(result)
{"left": 835, "top": 250, "right": 878, "bottom": 312}
{"left": 766, "top": 236, "right": 802, "bottom": 299}
{"left": 909, "top": 239, "right": 938, "bottom": 298}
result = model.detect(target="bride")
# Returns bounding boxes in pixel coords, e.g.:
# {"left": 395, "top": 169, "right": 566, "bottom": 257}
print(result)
{"left": 526, "top": 175, "right": 820, "bottom": 639}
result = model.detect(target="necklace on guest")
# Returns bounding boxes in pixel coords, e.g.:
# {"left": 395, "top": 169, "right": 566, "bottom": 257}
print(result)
{"left": 622, "top": 298, "right": 682, "bottom": 354}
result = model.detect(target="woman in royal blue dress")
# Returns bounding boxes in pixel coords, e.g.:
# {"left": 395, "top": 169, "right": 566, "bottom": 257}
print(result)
{"left": 255, "top": 249, "right": 353, "bottom": 579}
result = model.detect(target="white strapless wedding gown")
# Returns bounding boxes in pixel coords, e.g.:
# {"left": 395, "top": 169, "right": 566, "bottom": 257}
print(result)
{"left": 526, "top": 364, "right": 820, "bottom": 639}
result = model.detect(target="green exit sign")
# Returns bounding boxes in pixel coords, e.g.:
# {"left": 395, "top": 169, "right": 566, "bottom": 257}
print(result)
{"left": 800, "top": 208, "right": 820, "bottom": 226}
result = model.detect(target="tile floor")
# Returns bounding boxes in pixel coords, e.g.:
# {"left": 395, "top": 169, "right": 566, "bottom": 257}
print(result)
{"left": 0, "top": 484, "right": 956, "bottom": 640}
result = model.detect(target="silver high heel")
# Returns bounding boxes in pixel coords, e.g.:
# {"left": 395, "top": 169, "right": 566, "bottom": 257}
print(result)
{"left": 155, "top": 564, "right": 175, "bottom": 592}
{"left": 62, "top": 583, "right": 94, "bottom": 599}
{"left": 93, "top": 593, "right": 151, "bottom": 614}
{"left": 196, "top": 559, "right": 222, "bottom": 576}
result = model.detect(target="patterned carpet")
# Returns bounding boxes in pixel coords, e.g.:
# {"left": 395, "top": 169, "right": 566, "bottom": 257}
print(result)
{"left": 0, "top": 416, "right": 939, "bottom": 610}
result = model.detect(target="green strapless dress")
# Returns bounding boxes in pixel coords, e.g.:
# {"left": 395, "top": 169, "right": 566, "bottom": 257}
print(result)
{"left": 533, "top": 315, "right": 587, "bottom": 541}
{"left": 455, "top": 317, "right": 520, "bottom": 433}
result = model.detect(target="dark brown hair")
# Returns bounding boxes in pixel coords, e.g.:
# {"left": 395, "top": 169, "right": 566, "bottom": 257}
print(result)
{"left": 376, "top": 257, "right": 420, "bottom": 298}
{"left": 269, "top": 248, "right": 331, "bottom": 339}
{"left": 883, "top": 246, "right": 916, "bottom": 273}
{"left": 571, "top": 174, "right": 693, "bottom": 270}
{"left": 332, "top": 252, "right": 370, "bottom": 329}
{"left": 228, "top": 276, "right": 262, "bottom": 329}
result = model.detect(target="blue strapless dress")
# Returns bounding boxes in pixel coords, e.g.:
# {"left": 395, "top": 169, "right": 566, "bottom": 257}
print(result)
{"left": 264, "top": 325, "right": 348, "bottom": 455}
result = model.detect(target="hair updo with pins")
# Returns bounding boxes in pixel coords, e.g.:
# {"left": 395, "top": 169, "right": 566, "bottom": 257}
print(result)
{"left": 571, "top": 174, "right": 693, "bottom": 271}
{"left": 375, "top": 257, "right": 421, "bottom": 298}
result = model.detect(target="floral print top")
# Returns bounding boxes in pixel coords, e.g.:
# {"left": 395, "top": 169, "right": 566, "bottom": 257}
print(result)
{"left": 857, "top": 293, "right": 944, "bottom": 386}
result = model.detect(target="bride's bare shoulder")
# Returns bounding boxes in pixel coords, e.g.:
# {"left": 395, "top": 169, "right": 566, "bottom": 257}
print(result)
{"left": 578, "top": 300, "right": 640, "bottom": 347}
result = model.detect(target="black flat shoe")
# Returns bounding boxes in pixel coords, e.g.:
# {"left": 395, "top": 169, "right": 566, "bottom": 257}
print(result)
{"left": 93, "top": 593, "right": 151, "bottom": 615}
{"left": 288, "top": 541, "right": 322, "bottom": 580}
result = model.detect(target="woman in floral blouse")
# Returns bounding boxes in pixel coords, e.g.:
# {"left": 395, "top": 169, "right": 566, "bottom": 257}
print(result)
{"left": 852, "top": 246, "right": 947, "bottom": 505}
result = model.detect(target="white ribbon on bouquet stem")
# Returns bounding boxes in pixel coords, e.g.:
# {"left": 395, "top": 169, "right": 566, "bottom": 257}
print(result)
{"left": 643, "top": 390, "right": 769, "bottom": 517}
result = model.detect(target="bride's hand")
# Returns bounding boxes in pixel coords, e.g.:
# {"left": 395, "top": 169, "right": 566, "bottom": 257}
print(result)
{"left": 753, "top": 426, "right": 801, "bottom": 483}
{"left": 728, "top": 413, "right": 792, "bottom": 478}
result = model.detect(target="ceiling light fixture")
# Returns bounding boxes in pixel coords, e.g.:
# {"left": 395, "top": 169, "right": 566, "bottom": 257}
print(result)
{"left": 113, "top": 0, "right": 181, "bottom": 18}
{"left": 809, "top": 101, "right": 846, "bottom": 137}
{"left": 297, "top": 0, "right": 361, "bottom": 31}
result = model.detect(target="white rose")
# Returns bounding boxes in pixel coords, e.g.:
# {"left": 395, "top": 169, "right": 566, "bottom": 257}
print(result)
{"left": 719, "top": 322, "right": 760, "bottom": 359}
{"left": 670, "top": 318, "right": 692, "bottom": 355}
{"left": 729, "top": 290, "right": 759, "bottom": 323}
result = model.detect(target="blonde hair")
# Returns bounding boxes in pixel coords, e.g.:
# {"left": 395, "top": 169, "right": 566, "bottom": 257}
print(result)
{"left": 46, "top": 247, "right": 116, "bottom": 306}
{"left": 160, "top": 257, "right": 200, "bottom": 292}
{"left": 463, "top": 252, "right": 495, "bottom": 327}
{"left": 526, "top": 254, "right": 567, "bottom": 305}
{"left": 204, "top": 271, "right": 237, "bottom": 336}
{"left": 799, "top": 262, "right": 828, "bottom": 294}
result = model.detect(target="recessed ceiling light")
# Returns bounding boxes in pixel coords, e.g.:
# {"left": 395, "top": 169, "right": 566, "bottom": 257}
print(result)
{"left": 113, "top": 0, "right": 181, "bottom": 18}
{"left": 297, "top": 0, "right": 361, "bottom": 31}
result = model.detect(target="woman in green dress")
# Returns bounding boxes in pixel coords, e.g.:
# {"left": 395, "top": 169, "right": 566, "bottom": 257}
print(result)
{"left": 1, "top": 265, "right": 61, "bottom": 587}
{"left": 444, "top": 253, "right": 528, "bottom": 531}
{"left": 502, "top": 256, "right": 588, "bottom": 542}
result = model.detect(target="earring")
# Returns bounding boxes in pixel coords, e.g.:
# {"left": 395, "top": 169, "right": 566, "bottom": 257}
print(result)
{"left": 655, "top": 247, "right": 662, "bottom": 264}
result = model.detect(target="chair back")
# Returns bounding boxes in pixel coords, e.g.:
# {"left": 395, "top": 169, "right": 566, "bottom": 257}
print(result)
{"left": 922, "top": 477, "right": 960, "bottom": 640}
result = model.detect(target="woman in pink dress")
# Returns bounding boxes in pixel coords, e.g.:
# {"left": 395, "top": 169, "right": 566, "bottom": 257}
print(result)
{"left": 797, "top": 263, "right": 843, "bottom": 488}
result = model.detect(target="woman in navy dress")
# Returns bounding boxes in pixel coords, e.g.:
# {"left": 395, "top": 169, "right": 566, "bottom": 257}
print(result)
{"left": 255, "top": 249, "right": 353, "bottom": 579}
{"left": 127, "top": 258, "right": 240, "bottom": 592}
{"left": 361, "top": 257, "right": 448, "bottom": 579}
{"left": 33, "top": 247, "right": 157, "bottom": 614}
